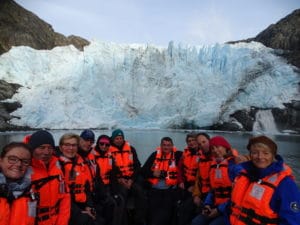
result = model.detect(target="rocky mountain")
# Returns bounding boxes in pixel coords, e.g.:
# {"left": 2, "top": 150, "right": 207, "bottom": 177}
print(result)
{"left": 0, "top": 0, "right": 89, "bottom": 54}
{"left": 0, "top": 0, "right": 90, "bottom": 131}
{"left": 228, "top": 9, "right": 300, "bottom": 68}
{"left": 252, "top": 9, "right": 300, "bottom": 68}
{"left": 224, "top": 9, "right": 300, "bottom": 133}
{"left": 0, "top": 0, "right": 299, "bottom": 132}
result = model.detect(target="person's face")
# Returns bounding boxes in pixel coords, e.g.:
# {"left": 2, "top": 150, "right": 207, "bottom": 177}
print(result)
{"left": 60, "top": 138, "right": 78, "bottom": 158}
{"left": 211, "top": 145, "right": 227, "bottom": 159}
{"left": 80, "top": 138, "right": 94, "bottom": 152}
{"left": 187, "top": 137, "right": 198, "bottom": 150}
{"left": 0, "top": 147, "right": 31, "bottom": 180}
{"left": 161, "top": 140, "right": 173, "bottom": 155}
{"left": 197, "top": 135, "right": 210, "bottom": 152}
{"left": 113, "top": 135, "right": 124, "bottom": 147}
{"left": 33, "top": 144, "right": 54, "bottom": 165}
{"left": 250, "top": 143, "right": 274, "bottom": 169}
{"left": 98, "top": 139, "right": 110, "bottom": 151}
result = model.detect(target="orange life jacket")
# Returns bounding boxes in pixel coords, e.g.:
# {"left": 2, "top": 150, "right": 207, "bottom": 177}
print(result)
{"left": 81, "top": 151, "right": 98, "bottom": 179}
{"left": 109, "top": 141, "right": 134, "bottom": 178}
{"left": 31, "top": 157, "right": 70, "bottom": 225}
{"left": 182, "top": 147, "right": 201, "bottom": 183}
{"left": 59, "top": 155, "right": 93, "bottom": 203}
{"left": 92, "top": 149, "right": 113, "bottom": 185}
{"left": 209, "top": 157, "right": 233, "bottom": 205}
{"left": 0, "top": 194, "right": 36, "bottom": 225}
{"left": 197, "top": 150, "right": 212, "bottom": 195}
{"left": 230, "top": 164, "right": 293, "bottom": 225}
{"left": 148, "top": 147, "right": 178, "bottom": 187}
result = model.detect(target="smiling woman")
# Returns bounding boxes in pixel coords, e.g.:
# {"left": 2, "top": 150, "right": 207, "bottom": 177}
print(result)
{"left": 228, "top": 135, "right": 300, "bottom": 225}
{"left": 0, "top": 142, "right": 37, "bottom": 225}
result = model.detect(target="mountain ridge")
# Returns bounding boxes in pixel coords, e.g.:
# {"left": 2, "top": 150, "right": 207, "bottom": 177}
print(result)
{"left": 0, "top": 0, "right": 89, "bottom": 54}
{"left": 228, "top": 8, "right": 300, "bottom": 68}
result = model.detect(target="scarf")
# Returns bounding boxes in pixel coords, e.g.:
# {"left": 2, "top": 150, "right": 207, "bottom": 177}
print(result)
{"left": 0, "top": 167, "right": 32, "bottom": 200}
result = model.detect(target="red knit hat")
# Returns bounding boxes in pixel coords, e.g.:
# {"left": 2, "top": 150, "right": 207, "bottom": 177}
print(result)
{"left": 209, "top": 136, "right": 231, "bottom": 150}
{"left": 247, "top": 135, "right": 277, "bottom": 155}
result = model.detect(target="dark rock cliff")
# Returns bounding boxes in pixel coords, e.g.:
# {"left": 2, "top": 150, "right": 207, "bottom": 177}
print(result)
{"left": 228, "top": 9, "right": 300, "bottom": 68}
{"left": 0, "top": 0, "right": 90, "bottom": 131}
{"left": 223, "top": 9, "right": 300, "bottom": 134}
{"left": 0, "top": 0, "right": 90, "bottom": 54}
{"left": 252, "top": 9, "right": 300, "bottom": 68}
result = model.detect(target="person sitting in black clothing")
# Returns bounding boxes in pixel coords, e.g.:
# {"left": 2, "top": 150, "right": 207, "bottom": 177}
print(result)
{"left": 141, "top": 136, "right": 183, "bottom": 225}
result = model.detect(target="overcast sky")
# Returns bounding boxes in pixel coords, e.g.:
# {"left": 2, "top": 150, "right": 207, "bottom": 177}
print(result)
{"left": 16, "top": 0, "right": 300, "bottom": 46}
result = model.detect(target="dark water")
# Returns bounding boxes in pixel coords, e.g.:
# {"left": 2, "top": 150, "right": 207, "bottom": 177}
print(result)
{"left": 1, "top": 129, "right": 299, "bottom": 187}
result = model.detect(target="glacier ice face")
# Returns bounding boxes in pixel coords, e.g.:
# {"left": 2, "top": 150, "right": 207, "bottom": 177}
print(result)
{"left": 0, "top": 41, "right": 299, "bottom": 129}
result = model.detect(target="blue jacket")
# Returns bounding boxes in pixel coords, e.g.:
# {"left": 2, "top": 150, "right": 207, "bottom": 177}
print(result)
{"left": 219, "top": 155, "right": 300, "bottom": 225}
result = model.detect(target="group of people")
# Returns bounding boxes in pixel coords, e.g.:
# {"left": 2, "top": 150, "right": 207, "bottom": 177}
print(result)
{"left": 0, "top": 129, "right": 299, "bottom": 225}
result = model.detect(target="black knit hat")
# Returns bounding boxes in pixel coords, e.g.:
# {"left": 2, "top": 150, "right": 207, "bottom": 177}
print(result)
{"left": 29, "top": 130, "right": 55, "bottom": 150}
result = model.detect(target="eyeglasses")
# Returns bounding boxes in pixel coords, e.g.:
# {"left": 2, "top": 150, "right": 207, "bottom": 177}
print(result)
{"left": 99, "top": 142, "right": 110, "bottom": 147}
{"left": 5, "top": 155, "right": 31, "bottom": 166}
{"left": 62, "top": 143, "right": 78, "bottom": 148}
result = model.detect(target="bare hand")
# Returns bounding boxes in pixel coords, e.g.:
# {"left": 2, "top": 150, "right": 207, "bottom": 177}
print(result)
{"left": 178, "top": 182, "right": 185, "bottom": 189}
{"left": 187, "top": 185, "right": 194, "bottom": 193}
{"left": 207, "top": 208, "right": 219, "bottom": 218}
{"left": 193, "top": 196, "right": 203, "bottom": 207}
{"left": 124, "top": 179, "right": 133, "bottom": 189}
{"left": 82, "top": 207, "right": 96, "bottom": 220}
{"left": 202, "top": 205, "right": 212, "bottom": 216}
{"left": 153, "top": 169, "right": 161, "bottom": 178}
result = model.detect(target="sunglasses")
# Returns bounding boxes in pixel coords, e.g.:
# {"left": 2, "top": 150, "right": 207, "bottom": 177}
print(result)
{"left": 99, "top": 142, "right": 110, "bottom": 147}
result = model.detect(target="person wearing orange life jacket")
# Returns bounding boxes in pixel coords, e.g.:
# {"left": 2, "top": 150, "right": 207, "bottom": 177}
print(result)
{"left": 29, "top": 130, "right": 70, "bottom": 225}
{"left": 92, "top": 134, "right": 122, "bottom": 225}
{"left": 224, "top": 135, "right": 300, "bottom": 225}
{"left": 141, "top": 136, "right": 183, "bottom": 225}
{"left": 177, "top": 133, "right": 201, "bottom": 225}
{"left": 78, "top": 129, "right": 98, "bottom": 178}
{"left": 191, "top": 136, "right": 237, "bottom": 225}
{"left": 58, "top": 133, "right": 96, "bottom": 225}
{"left": 23, "top": 134, "right": 32, "bottom": 144}
{"left": 0, "top": 142, "right": 37, "bottom": 225}
{"left": 193, "top": 133, "right": 212, "bottom": 208}
{"left": 109, "top": 129, "right": 147, "bottom": 225}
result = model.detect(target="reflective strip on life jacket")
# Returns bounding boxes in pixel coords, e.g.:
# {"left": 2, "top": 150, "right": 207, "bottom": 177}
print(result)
{"left": 109, "top": 141, "right": 134, "bottom": 178}
{"left": 148, "top": 147, "right": 178, "bottom": 186}
{"left": 94, "top": 151, "right": 113, "bottom": 185}
{"left": 197, "top": 151, "right": 212, "bottom": 195}
{"left": 182, "top": 148, "right": 201, "bottom": 183}
{"left": 37, "top": 201, "right": 60, "bottom": 222}
{"left": 230, "top": 165, "right": 292, "bottom": 225}
{"left": 209, "top": 158, "right": 232, "bottom": 205}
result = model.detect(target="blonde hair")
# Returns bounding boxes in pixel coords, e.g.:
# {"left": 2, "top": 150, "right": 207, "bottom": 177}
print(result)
{"left": 59, "top": 133, "right": 80, "bottom": 146}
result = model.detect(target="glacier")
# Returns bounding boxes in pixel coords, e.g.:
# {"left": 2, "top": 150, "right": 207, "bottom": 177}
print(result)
{"left": 0, "top": 41, "right": 299, "bottom": 130}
